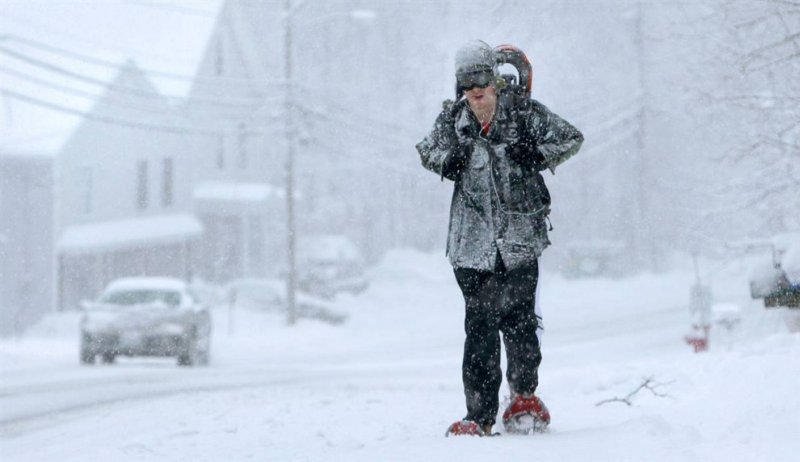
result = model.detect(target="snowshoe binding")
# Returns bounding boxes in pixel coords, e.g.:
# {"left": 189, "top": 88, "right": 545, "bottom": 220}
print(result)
{"left": 502, "top": 394, "right": 550, "bottom": 434}
{"left": 445, "top": 420, "right": 496, "bottom": 437}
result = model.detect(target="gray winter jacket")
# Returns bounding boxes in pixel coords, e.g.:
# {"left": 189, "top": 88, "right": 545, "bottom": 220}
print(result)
{"left": 416, "top": 97, "right": 583, "bottom": 271}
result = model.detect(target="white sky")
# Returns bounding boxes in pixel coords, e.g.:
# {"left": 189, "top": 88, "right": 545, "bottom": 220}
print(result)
{"left": 0, "top": 0, "right": 224, "bottom": 154}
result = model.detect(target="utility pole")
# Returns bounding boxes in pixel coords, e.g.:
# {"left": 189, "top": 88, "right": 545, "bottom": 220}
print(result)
{"left": 634, "top": 1, "right": 650, "bottom": 270}
{"left": 284, "top": 0, "right": 297, "bottom": 325}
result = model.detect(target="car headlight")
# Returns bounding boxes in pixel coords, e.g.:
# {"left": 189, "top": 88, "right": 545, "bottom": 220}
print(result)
{"left": 154, "top": 322, "right": 187, "bottom": 336}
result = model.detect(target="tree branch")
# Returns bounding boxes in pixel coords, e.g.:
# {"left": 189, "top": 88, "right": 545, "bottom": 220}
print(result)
{"left": 742, "top": 31, "right": 800, "bottom": 64}
{"left": 596, "top": 377, "right": 674, "bottom": 407}
{"left": 746, "top": 50, "right": 800, "bottom": 73}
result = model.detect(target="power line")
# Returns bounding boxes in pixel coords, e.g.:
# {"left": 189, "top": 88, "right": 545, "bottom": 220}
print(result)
{"left": 4, "top": 85, "right": 412, "bottom": 174}
{"left": 0, "top": 46, "right": 276, "bottom": 109}
{"left": 0, "top": 11, "right": 205, "bottom": 67}
{"left": 298, "top": 101, "right": 415, "bottom": 146}
{"left": 1, "top": 34, "right": 287, "bottom": 87}
{"left": 0, "top": 87, "right": 271, "bottom": 137}
{"left": 0, "top": 37, "right": 428, "bottom": 137}
{"left": 294, "top": 82, "right": 421, "bottom": 135}
{"left": 309, "top": 133, "right": 421, "bottom": 177}
{"left": 0, "top": 65, "right": 179, "bottom": 115}
{"left": 1, "top": 40, "right": 422, "bottom": 135}
{"left": 0, "top": 64, "right": 284, "bottom": 121}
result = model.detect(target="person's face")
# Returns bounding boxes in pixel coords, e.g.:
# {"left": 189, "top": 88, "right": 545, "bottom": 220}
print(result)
{"left": 465, "top": 83, "right": 497, "bottom": 114}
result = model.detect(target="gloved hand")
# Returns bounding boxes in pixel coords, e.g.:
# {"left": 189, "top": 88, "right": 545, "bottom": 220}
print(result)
{"left": 436, "top": 99, "right": 458, "bottom": 145}
{"left": 509, "top": 117, "right": 547, "bottom": 171}
{"left": 436, "top": 99, "right": 471, "bottom": 173}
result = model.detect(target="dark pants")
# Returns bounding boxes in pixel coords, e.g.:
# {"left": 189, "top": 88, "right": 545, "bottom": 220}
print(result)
{"left": 453, "top": 258, "right": 541, "bottom": 427}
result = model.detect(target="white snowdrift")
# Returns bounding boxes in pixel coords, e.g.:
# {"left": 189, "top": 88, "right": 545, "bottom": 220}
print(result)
{"left": 1, "top": 250, "right": 799, "bottom": 462}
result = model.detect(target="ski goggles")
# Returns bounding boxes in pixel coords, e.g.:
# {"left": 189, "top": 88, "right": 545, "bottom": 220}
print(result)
{"left": 456, "top": 69, "right": 495, "bottom": 91}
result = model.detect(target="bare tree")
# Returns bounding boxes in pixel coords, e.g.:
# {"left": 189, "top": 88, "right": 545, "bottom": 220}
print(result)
{"left": 703, "top": 0, "right": 800, "bottom": 235}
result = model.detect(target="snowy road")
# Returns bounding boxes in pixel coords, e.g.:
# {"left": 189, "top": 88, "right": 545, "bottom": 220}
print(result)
{"left": 2, "top": 250, "right": 799, "bottom": 461}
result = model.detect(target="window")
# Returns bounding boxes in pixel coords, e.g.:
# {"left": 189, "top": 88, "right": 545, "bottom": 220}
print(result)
{"left": 100, "top": 290, "right": 181, "bottom": 307}
{"left": 162, "top": 157, "right": 173, "bottom": 207}
{"left": 237, "top": 123, "right": 248, "bottom": 169}
{"left": 214, "top": 36, "right": 224, "bottom": 76}
{"left": 249, "top": 215, "right": 264, "bottom": 267}
{"left": 137, "top": 160, "right": 148, "bottom": 209}
{"left": 80, "top": 167, "right": 92, "bottom": 215}
{"left": 216, "top": 134, "right": 225, "bottom": 170}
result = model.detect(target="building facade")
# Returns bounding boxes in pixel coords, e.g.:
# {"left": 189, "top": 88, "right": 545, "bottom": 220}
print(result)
{"left": 54, "top": 62, "right": 202, "bottom": 310}
{"left": 0, "top": 153, "right": 54, "bottom": 336}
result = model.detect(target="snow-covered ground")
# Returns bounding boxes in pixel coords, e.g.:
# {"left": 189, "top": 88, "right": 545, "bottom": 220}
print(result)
{"left": 2, "top": 249, "right": 800, "bottom": 461}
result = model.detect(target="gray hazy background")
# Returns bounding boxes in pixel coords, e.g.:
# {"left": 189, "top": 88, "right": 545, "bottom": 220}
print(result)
{"left": 1, "top": 0, "right": 798, "bottom": 335}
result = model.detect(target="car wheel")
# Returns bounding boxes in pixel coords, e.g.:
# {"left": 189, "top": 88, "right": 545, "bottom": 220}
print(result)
{"left": 80, "top": 347, "right": 95, "bottom": 365}
{"left": 80, "top": 334, "right": 95, "bottom": 365}
{"left": 178, "top": 337, "right": 199, "bottom": 367}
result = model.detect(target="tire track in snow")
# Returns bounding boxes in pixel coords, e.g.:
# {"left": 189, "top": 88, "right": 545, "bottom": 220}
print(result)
{"left": 0, "top": 358, "right": 451, "bottom": 438}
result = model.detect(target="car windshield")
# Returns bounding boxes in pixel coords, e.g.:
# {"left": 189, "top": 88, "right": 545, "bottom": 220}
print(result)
{"left": 99, "top": 290, "right": 181, "bottom": 307}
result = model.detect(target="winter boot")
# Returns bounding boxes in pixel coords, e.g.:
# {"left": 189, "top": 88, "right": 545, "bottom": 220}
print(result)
{"left": 502, "top": 394, "right": 550, "bottom": 434}
{"left": 445, "top": 420, "right": 494, "bottom": 437}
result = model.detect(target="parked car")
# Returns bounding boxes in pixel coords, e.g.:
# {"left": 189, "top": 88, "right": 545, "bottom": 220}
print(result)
{"left": 749, "top": 232, "right": 800, "bottom": 309}
{"left": 560, "top": 240, "right": 627, "bottom": 278}
{"left": 80, "top": 277, "right": 211, "bottom": 366}
{"left": 225, "top": 278, "right": 347, "bottom": 325}
{"left": 297, "top": 235, "right": 368, "bottom": 299}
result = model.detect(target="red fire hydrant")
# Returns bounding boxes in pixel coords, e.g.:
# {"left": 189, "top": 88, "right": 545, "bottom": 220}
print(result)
{"left": 685, "top": 276, "right": 712, "bottom": 353}
{"left": 684, "top": 324, "right": 710, "bottom": 353}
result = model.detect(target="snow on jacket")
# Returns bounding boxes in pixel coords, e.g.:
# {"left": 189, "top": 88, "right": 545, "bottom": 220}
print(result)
{"left": 416, "top": 96, "right": 583, "bottom": 271}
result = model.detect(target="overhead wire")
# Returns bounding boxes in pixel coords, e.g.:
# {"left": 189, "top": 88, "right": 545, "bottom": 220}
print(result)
{"left": 0, "top": 19, "right": 438, "bottom": 170}
{"left": 294, "top": 82, "right": 422, "bottom": 136}
{"left": 0, "top": 65, "right": 185, "bottom": 115}
{"left": 1, "top": 34, "right": 288, "bottom": 87}
{"left": 0, "top": 46, "right": 278, "bottom": 109}
{"left": 0, "top": 87, "right": 275, "bottom": 137}
{"left": 307, "top": 131, "right": 421, "bottom": 177}
{"left": 0, "top": 11, "right": 205, "bottom": 67}
{"left": 0, "top": 37, "right": 424, "bottom": 135}
{"left": 1, "top": 85, "right": 418, "bottom": 174}
{"left": 296, "top": 100, "right": 416, "bottom": 147}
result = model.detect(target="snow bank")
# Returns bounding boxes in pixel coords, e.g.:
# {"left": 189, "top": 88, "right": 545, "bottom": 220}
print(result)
{"left": 3, "top": 249, "right": 800, "bottom": 462}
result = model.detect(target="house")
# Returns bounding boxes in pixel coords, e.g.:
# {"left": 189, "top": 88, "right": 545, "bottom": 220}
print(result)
{"left": 183, "top": 1, "right": 454, "bottom": 267}
{"left": 183, "top": 1, "right": 287, "bottom": 282}
{"left": 53, "top": 61, "right": 203, "bottom": 311}
{"left": 193, "top": 180, "right": 284, "bottom": 282}
{"left": 0, "top": 151, "right": 54, "bottom": 336}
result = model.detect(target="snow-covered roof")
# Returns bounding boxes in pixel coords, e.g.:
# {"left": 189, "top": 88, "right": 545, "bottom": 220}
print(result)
{"left": 782, "top": 242, "right": 800, "bottom": 286}
{"left": 104, "top": 277, "right": 188, "bottom": 294}
{"left": 58, "top": 213, "right": 203, "bottom": 255}
{"left": 194, "top": 181, "right": 284, "bottom": 203}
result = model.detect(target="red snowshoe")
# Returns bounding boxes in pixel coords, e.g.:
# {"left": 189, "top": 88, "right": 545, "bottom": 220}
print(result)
{"left": 502, "top": 394, "right": 550, "bottom": 434}
{"left": 445, "top": 420, "right": 494, "bottom": 437}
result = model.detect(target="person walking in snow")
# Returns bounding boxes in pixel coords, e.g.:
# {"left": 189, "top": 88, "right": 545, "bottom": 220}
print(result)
{"left": 416, "top": 40, "right": 583, "bottom": 436}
